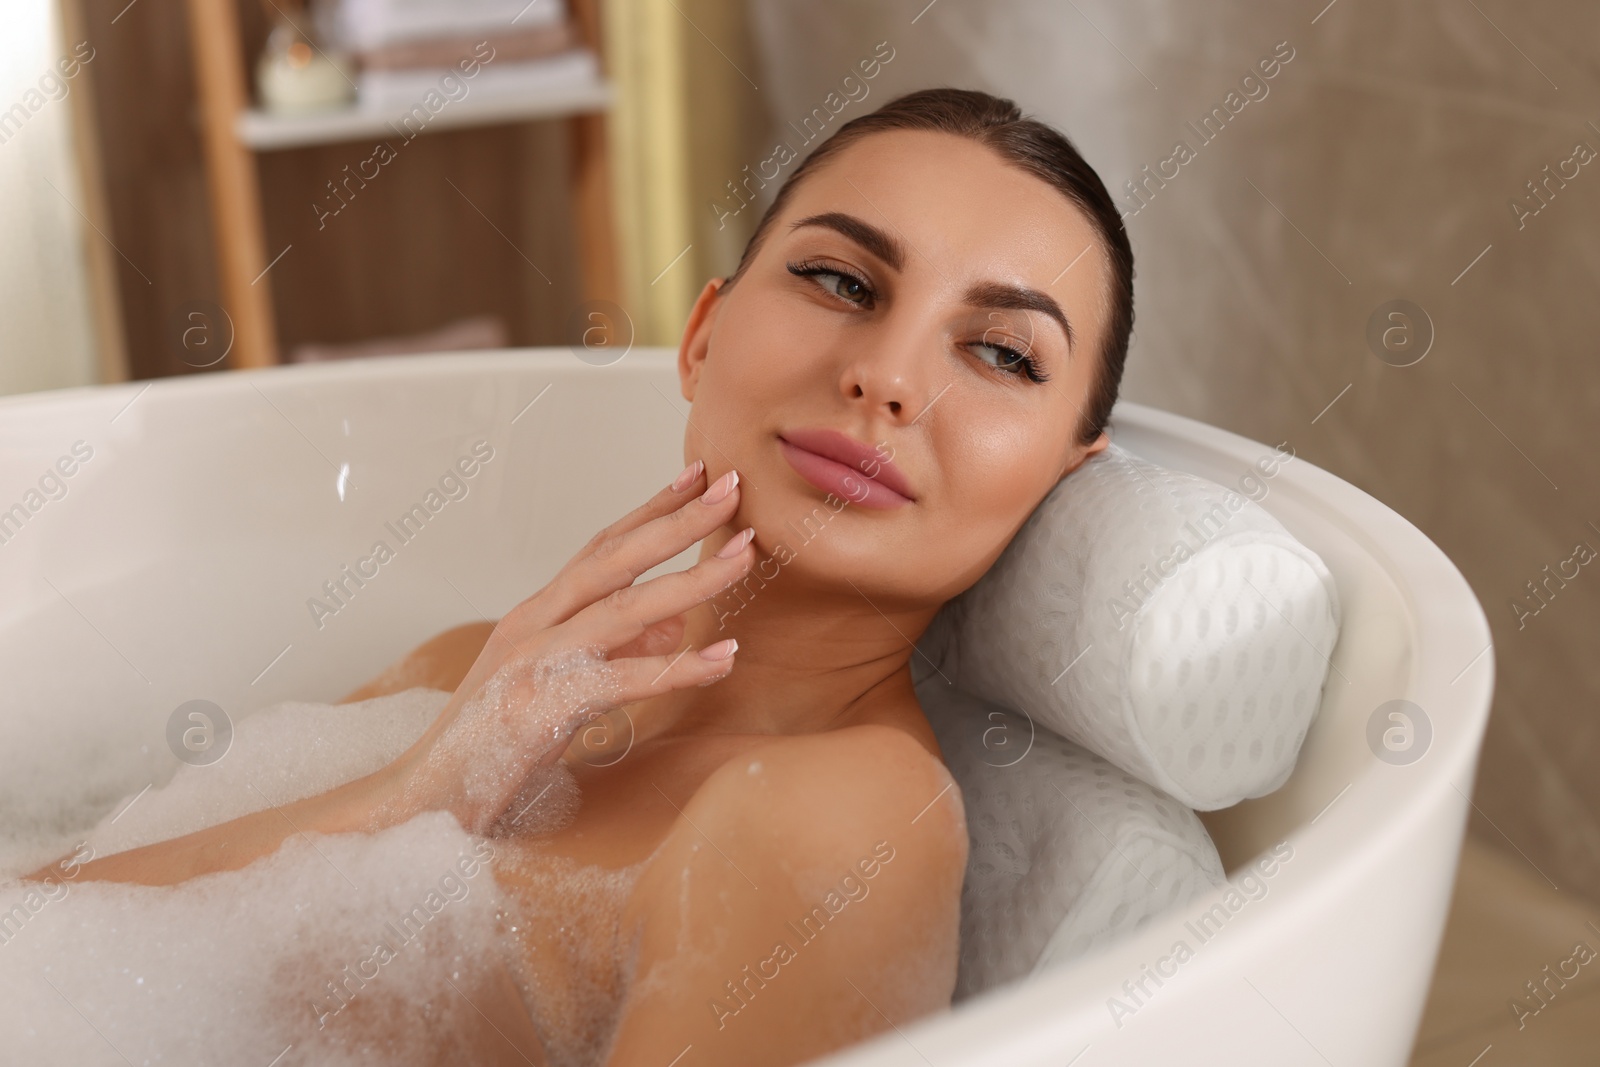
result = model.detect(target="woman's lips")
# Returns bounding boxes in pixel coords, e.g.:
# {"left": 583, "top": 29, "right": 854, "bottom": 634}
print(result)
{"left": 777, "top": 430, "right": 914, "bottom": 510}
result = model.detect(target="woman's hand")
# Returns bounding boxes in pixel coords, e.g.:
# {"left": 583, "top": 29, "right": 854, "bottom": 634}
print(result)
{"left": 379, "top": 459, "right": 755, "bottom": 835}
{"left": 35, "top": 461, "right": 751, "bottom": 888}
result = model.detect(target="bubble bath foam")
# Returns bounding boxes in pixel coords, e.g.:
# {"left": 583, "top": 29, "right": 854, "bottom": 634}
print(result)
{"left": 0, "top": 686, "right": 635, "bottom": 1066}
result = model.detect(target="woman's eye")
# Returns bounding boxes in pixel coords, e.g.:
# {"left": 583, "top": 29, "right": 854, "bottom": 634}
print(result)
{"left": 787, "top": 261, "right": 873, "bottom": 307}
{"left": 971, "top": 340, "right": 1025, "bottom": 374}
{"left": 969, "top": 340, "right": 1051, "bottom": 383}
{"left": 820, "top": 271, "right": 870, "bottom": 305}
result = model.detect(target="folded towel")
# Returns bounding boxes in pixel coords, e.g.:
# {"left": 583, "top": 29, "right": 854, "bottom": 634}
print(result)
{"left": 356, "top": 49, "right": 598, "bottom": 112}
{"left": 318, "top": 0, "right": 566, "bottom": 52}
{"left": 355, "top": 20, "right": 576, "bottom": 71}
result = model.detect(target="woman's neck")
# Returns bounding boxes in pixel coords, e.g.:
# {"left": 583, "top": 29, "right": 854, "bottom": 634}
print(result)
{"left": 648, "top": 542, "right": 941, "bottom": 740}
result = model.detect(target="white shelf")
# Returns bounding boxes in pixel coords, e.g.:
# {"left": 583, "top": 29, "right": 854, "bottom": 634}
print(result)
{"left": 237, "top": 68, "right": 612, "bottom": 151}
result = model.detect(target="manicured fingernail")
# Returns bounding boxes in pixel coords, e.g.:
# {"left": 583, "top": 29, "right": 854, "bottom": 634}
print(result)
{"left": 699, "top": 638, "right": 738, "bottom": 660}
{"left": 701, "top": 469, "right": 739, "bottom": 505}
{"left": 715, "top": 526, "right": 755, "bottom": 559}
{"left": 671, "top": 459, "right": 704, "bottom": 492}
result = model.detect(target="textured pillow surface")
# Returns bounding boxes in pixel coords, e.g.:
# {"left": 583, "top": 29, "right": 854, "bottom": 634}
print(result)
{"left": 917, "top": 678, "right": 1225, "bottom": 1000}
{"left": 921, "top": 442, "right": 1340, "bottom": 810}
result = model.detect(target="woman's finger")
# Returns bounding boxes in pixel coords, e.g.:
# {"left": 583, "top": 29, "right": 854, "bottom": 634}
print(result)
{"left": 561, "top": 524, "right": 756, "bottom": 652}
{"left": 609, "top": 613, "right": 686, "bottom": 661}
{"left": 601, "top": 635, "right": 740, "bottom": 709}
{"left": 532, "top": 468, "right": 744, "bottom": 631}
{"left": 516, "top": 638, "right": 737, "bottom": 778}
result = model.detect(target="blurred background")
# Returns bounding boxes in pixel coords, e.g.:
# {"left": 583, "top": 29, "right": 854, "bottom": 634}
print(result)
{"left": 3, "top": 0, "right": 1597, "bottom": 1060}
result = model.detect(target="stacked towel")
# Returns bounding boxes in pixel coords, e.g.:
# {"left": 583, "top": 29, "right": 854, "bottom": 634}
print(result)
{"left": 321, "top": 0, "right": 566, "bottom": 53}
{"left": 308, "top": 0, "right": 593, "bottom": 113}
{"left": 356, "top": 22, "right": 576, "bottom": 71}
{"left": 359, "top": 49, "right": 598, "bottom": 112}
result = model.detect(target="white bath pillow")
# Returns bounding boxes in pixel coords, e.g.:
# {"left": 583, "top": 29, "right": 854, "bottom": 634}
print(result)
{"left": 919, "top": 442, "right": 1340, "bottom": 810}
{"left": 916, "top": 678, "right": 1225, "bottom": 1000}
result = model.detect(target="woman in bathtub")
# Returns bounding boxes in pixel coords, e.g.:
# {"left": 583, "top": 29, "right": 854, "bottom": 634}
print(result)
{"left": 36, "top": 87, "right": 1133, "bottom": 1065}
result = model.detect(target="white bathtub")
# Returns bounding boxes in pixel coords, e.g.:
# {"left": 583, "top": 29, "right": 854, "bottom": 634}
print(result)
{"left": 0, "top": 349, "right": 1493, "bottom": 1066}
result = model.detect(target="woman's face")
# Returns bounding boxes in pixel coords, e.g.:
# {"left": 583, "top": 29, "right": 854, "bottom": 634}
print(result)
{"left": 677, "top": 128, "right": 1114, "bottom": 607}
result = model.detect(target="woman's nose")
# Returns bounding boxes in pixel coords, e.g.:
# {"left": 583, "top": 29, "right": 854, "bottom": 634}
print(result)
{"left": 843, "top": 371, "right": 908, "bottom": 419}
{"left": 838, "top": 324, "right": 938, "bottom": 423}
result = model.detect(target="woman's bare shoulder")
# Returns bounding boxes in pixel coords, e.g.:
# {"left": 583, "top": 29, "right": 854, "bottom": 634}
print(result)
{"left": 624, "top": 710, "right": 970, "bottom": 941}
{"left": 699, "top": 685, "right": 965, "bottom": 861}
{"left": 605, "top": 714, "right": 968, "bottom": 1064}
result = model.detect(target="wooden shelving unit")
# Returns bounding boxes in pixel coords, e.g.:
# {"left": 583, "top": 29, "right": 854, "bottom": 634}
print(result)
{"left": 183, "top": 0, "right": 619, "bottom": 369}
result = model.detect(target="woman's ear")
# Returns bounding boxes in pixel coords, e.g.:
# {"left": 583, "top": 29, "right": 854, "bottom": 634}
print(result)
{"left": 1059, "top": 430, "right": 1110, "bottom": 480}
{"left": 677, "top": 278, "right": 727, "bottom": 402}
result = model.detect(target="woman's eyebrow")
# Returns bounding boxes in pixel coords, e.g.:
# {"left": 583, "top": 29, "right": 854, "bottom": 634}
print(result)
{"left": 963, "top": 280, "right": 1075, "bottom": 355}
{"left": 789, "top": 212, "right": 906, "bottom": 271}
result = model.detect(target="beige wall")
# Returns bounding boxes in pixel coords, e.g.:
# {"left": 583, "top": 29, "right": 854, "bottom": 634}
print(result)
{"left": 746, "top": 0, "right": 1600, "bottom": 901}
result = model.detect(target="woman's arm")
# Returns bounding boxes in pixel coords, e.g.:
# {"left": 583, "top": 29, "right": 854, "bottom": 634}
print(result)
{"left": 34, "top": 618, "right": 495, "bottom": 886}
{"left": 26, "top": 759, "right": 406, "bottom": 886}
{"left": 602, "top": 723, "right": 969, "bottom": 1067}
